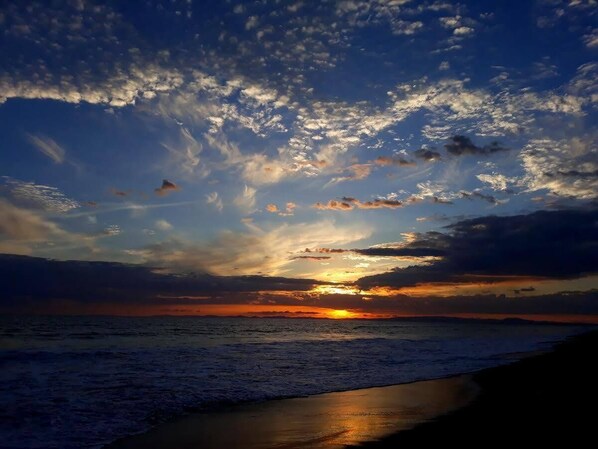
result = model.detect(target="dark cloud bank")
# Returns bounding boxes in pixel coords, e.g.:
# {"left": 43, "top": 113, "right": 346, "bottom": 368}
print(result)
{"left": 357, "top": 208, "right": 598, "bottom": 288}
{"left": 0, "top": 254, "right": 319, "bottom": 307}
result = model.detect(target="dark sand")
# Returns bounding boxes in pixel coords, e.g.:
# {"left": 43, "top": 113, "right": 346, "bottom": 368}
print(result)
{"left": 351, "top": 330, "right": 598, "bottom": 448}
{"left": 105, "top": 330, "right": 597, "bottom": 449}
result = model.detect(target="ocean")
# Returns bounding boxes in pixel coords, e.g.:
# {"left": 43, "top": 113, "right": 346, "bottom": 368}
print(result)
{"left": 0, "top": 315, "right": 586, "bottom": 449}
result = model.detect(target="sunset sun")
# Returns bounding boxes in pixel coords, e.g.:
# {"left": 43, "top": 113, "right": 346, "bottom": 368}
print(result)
{"left": 328, "top": 309, "right": 355, "bottom": 319}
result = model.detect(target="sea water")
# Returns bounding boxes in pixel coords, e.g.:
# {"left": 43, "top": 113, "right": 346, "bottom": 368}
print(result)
{"left": 0, "top": 315, "right": 586, "bottom": 449}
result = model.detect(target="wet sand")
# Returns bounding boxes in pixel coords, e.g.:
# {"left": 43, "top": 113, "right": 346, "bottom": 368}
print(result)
{"left": 104, "top": 376, "right": 477, "bottom": 449}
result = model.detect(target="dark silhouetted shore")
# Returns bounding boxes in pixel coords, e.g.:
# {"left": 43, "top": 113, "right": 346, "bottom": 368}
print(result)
{"left": 351, "top": 329, "right": 598, "bottom": 448}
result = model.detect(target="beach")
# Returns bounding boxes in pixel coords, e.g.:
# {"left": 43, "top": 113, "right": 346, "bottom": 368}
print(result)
{"left": 352, "top": 329, "right": 598, "bottom": 448}
{"left": 104, "top": 329, "right": 597, "bottom": 449}
{"left": 105, "top": 376, "right": 477, "bottom": 449}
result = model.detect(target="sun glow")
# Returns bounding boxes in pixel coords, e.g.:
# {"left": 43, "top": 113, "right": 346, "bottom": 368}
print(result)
{"left": 312, "top": 284, "right": 361, "bottom": 295}
{"left": 328, "top": 309, "right": 356, "bottom": 319}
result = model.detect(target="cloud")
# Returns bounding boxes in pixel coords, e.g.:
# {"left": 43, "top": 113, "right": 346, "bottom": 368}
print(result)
{"left": 353, "top": 247, "right": 446, "bottom": 258}
{"left": 307, "top": 290, "right": 598, "bottom": 318}
{"left": 103, "top": 225, "right": 122, "bottom": 236}
{"left": 154, "top": 179, "right": 180, "bottom": 196}
{"left": 0, "top": 2, "right": 184, "bottom": 107}
{"left": 2, "top": 177, "right": 80, "bottom": 213}
{"left": 410, "top": 180, "right": 460, "bottom": 204}
{"left": 453, "top": 26, "right": 474, "bottom": 35}
{"left": 391, "top": 20, "right": 424, "bottom": 35}
{"left": 2, "top": 254, "right": 596, "bottom": 318}
{"left": 234, "top": 185, "right": 257, "bottom": 212}
{"left": 0, "top": 198, "right": 66, "bottom": 241}
{"left": 0, "top": 253, "right": 322, "bottom": 308}
{"left": 245, "top": 15, "right": 259, "bottom": 30}
{"left": 583, "top": 29, "right": 598, "bottom": 48}
{"left": 413, "top": 148, "right": 442, "bottom": 162}
{"left": 327, "top": 164, "right": 372, "bottom": 185}
{"left": 416, "top": 214, "right": 455, "bottom": 223}
{"left": 161, "top": 127, "right": 206, "bottom": 177}
{"left": 444, "top": 135, "right": 510, "bottom": 156}
{"left": 0, "top": 59, "right": 182, "bottom": 111}
{"left": 291, "top": 255, "right": 332, "bottom": 261}
{"left": 476, "top": 173, "right": 513, "bottom": 191}
{"left": 514, "top": 286, "right": 536, "bottom": 295}
{"left": 438, "top": 15, "right": 477, "bottom": 37}
{"left": 27, "top": 134, "right": 65, "bottom": 164}
{"left": 281, "top": 202, "right": 297, "bottom": 216}
{"left": 204, "top": 134, "right": 293, "bottom": 186}
{"left": 205, "top": 192, "right": 224, "bottom": 212}
{"left": 388, "top": 77, "right": 587, "bottom": 138}
{"left": 357, "top": 208, "right": 598, "bottom": 289}
{"left": 130, "top": 220, "right": 371, "bottom": 276}
{"left": 313, "top": 199, "right": 356, "bottom": 211}
{"left": 64, "top": 200, "right": 198, "bottom": 220}
{"left": 155, "top": 219, "right": 173, "bottom": 231}
{"left": 373, "top": 156, "right": 415, "bottom": 167}
{"left": 111, "top": 189, "right": 128, "bottom": 197}
{"left": 266, "top": 204, "right": 279, "bottom": 213}
{"left": 519, "top": 137, "right": 598, "bottom": 199}
{"left": 0, "top": 199, "right": 92, "bottom": 255}
{"left": 314, "top": 197, "right": 403, "bottom": 211}
{"left": 460, "top": 190, "right": 504, "bottom": 205}
{"left": 306, "top": 247, "right": 346, "bottom": 254}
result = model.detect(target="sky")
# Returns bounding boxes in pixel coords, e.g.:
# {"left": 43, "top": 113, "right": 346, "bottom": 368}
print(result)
{"left": 0, "top": 0, "right": 597, "bottom": 321}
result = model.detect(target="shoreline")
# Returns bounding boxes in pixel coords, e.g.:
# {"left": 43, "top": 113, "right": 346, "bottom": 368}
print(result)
{"left": 103, "top": 332, "right": 595, "bottom": 449}
{"left": 350, "top": 329, "right": 598, "bottom": 447}
{"left": 104, "top": 375, "right": 478, "bottom": 449}
{"left": 102, "top": 331, "right": 596, "bottom": 449}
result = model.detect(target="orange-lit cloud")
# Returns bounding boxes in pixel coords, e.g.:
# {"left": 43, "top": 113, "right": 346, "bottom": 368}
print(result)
{"left": 265, "top": 202, "right": 296, "bottom": 216}
{"left": 373, "top": 156, "right": 415, "bottom": 166}
{"left": 314, "top": 197, "right": 402, "bottom": 211}
{"left": 154, "top": 179, "right": 180, "bottom": 196}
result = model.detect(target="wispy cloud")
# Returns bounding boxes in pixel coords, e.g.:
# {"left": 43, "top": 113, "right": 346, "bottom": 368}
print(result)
{"left": 63, "top": 200, "right": 199, "bottom": 219}
{"left": 27, "top": 134, "right": 65, "bottom": 164}
{"left": 206, "top": 192, "right": 223, "bottom": 212}
{"left": 130, "top": 220, "right": 371, "bottom": 276}
{"left": 234, "top": 185, "right": 257, "bottom": 212}
{"left": 161, "top": 127, "right": 207, "bottom": 177}
{"left": 326, "top": 164, "right": 372, "bottom": 185}
{"left": 0, "top": 198, "right": 92, "bottom": 255}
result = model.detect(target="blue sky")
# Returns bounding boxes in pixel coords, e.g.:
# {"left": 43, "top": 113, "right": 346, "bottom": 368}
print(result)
{"left": 0, "top": 0, "right": 596, "bottom": 318}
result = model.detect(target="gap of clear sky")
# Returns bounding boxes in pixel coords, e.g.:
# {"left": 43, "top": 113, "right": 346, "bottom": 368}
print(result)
{"left": 0, "top": 0, "right": 596, "bottom": 320}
